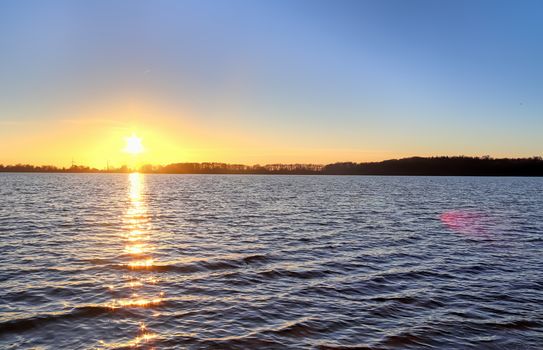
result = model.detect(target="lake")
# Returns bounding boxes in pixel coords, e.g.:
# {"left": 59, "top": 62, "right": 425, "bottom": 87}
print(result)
{"left": 0, "top": 174, "right": 542, "bottom": 349}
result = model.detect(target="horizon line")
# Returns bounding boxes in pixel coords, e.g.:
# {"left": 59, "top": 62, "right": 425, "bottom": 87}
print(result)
{"left": 1, "top": 154, "right": 543, "bottom": 169}
{"left": 1, "top": 155, "right": 542, "bottom": 177}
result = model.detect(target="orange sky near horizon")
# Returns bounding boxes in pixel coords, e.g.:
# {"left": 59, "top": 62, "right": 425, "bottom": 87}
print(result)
{"left": 0, "top": 122, "right": 400, "bottom": 169}
{"left": 0, "top": 97, "right": 539, "bottom": 169}
{"left": 0, "top": 98, "right": 403, "bottom": 168}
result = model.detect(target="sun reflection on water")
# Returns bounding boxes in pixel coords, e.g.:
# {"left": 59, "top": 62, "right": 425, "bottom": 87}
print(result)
{"left": 109, "top": 296, "right": 163, "bottom": 309}
{"left": 98, "top": 324, "right": 158, "bottom": 348}
{"left": 129, "top": 173, "right": 143, "bottom": 200}
{"left": 104, "top": 172, "right": 162, "bottom": 347}
{"left": 125, "top": 243, "right": 148, "bottom": 255}
{"left": 128, "top": 258, "right": 155, "bottom": 268}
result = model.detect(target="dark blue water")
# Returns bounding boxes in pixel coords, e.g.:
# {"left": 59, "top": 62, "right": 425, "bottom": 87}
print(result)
{"left": 0, "top": 173, "right": 542, "bottom": 349}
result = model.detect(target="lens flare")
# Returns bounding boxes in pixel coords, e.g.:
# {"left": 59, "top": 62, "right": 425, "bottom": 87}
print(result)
{"left": 440, "top": 210, "right": 491, "bottom": 237}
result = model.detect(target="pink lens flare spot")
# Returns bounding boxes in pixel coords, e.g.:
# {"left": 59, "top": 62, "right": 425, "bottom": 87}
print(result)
{"left": 440, "top": 210, "right": 491, "bottom": 236}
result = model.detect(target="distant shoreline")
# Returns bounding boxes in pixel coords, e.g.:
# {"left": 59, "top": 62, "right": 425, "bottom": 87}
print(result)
{"left": 1, "top": 173, "right": 542, "bottom": 178}
{"left": 1, "top": 156, "right": 543, "bottom": 176}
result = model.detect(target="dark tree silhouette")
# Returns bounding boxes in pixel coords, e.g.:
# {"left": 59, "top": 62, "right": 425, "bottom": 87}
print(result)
{"left": 321, "top": 156, "right": 543, "bottom": 176}
{"left": 1, "top": 156, "right": 542, "bottom": 176}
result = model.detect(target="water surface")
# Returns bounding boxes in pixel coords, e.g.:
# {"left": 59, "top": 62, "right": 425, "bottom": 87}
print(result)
{"left": 0, "top": 174, "right": 542, "bottom": 349}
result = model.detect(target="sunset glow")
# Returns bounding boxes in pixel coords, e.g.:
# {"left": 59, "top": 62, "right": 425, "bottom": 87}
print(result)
{"left": 1, "top": 1, "right": 542, "bottom": 167}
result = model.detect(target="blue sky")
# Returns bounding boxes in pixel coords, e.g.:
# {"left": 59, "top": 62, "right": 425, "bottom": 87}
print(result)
{"left": 0, "top": 0, "right": 542, "bottom": 165}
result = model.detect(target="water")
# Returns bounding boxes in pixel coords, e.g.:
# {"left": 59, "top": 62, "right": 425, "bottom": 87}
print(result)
{"left": 0, "top": 174, "right": 542, "bottom": 349}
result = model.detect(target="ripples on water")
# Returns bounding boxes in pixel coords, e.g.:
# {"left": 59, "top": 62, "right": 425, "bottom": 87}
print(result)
{"left": 0, "top": 174, "right": 542, "bottom": 349}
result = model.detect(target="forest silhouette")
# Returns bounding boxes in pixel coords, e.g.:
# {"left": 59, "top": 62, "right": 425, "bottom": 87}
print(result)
{"left": 1, "top": 156, "right": 542, "bottom": 176}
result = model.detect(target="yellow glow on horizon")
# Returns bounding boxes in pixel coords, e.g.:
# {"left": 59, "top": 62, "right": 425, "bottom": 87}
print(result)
{"left": 0, "top": 97, "right": 441, "bottom": 167}
{"left": 0, "top": 99, "right": 200, "bottom": 168}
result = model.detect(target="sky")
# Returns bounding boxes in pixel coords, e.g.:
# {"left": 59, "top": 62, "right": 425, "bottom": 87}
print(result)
{"left": 0, "top": 0, "right": 542, "bottom": 167}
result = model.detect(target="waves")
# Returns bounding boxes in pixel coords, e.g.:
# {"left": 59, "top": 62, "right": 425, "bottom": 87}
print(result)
{"left": 3, "top": 246, "right": 542, "bottom": 349}
{"left": 1, "top": 174, "right": 542, "bottom": 349}
{"left": 0, "top": 305, "right": 112, "bottom": 336}
{"left": 86, "top": 253, "right": 277, "bottom": 274}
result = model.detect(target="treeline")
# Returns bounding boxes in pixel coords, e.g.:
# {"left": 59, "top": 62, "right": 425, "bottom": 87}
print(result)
{"left": 1, "top": 156, "right": 542, "bottom": 176}
{"left": 0, "top": 164, "right": 131, "bottom": 173}
{"left": 141, "top": 162, "right": 323, "bottom": 174}
{"left": 322, "top": 156, "right": 543, "bottom": 176}
{"left": 0, "top": 162, "right": 323, "bottom": 174}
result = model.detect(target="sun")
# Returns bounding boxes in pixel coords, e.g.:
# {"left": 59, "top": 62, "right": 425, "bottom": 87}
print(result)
{"left": 123, "top": 134, "right": 144, "bottom": 155}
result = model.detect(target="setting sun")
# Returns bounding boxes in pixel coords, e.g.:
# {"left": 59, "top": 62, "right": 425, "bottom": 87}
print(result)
{"left": 124, "top": 134, "right": 144, "bottom": 155}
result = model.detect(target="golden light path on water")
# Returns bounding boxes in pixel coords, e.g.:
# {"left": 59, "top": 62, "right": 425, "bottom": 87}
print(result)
{"left": 101, "top": 173, "right": 162, "bottom": 348}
